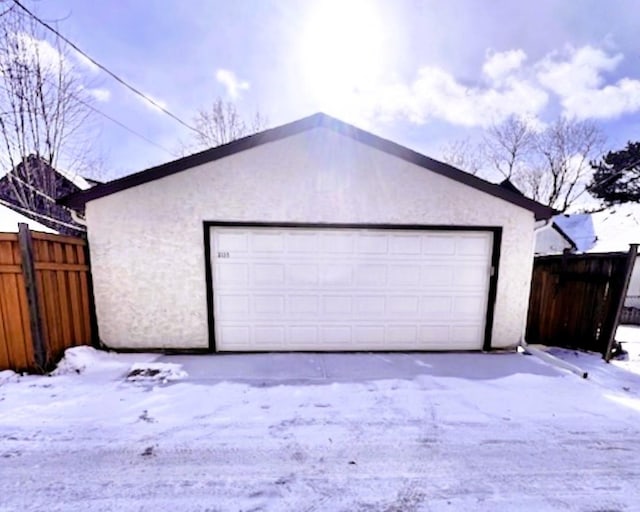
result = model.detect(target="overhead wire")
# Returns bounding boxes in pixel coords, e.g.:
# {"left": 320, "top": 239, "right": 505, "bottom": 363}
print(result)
{"left": 11, "top": 0, "right": 206, "bottom": 138}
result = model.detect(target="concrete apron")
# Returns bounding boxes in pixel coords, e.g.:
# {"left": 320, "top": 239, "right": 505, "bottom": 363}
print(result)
{"left": 154, "top": 351, "right": 560, "bottom": 384}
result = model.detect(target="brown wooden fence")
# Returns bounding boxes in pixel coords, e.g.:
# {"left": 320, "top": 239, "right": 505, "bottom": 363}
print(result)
{"left": 526, "top": 246, "right": 637, "bottom": 359}
{"left": 0, "top": 224, "right": 96, "bottom": 373}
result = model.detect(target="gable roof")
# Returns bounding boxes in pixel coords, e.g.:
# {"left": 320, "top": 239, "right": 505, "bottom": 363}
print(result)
{"left": 60, "top": 113, "right": 554, "bottom": 220}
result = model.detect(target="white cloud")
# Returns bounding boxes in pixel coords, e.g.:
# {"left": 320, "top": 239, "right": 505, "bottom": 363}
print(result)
{"left": 87, "top": 87, "right": 111, "bottom": 102}
{"left": 13, "top": 32, "right": 63, "bottom": 71}
{"left": 537, "top": 46, "right": 621, "bottom": 97}
{"left": 355, "top": 65, "right": 547, "bottom": 128}
{"left": 536, "top": 45, "right": 640, "bottom": 120}
{"left": 483, "top": 49, "right": 527, "bottom": 82}
{"left": 12, "top": 32, "right": 98, "bottom": 75}
{"left": 216, "top": 69, "right": 250, "bottom": 99}
{"left": 337, "top": 44, "right": 640, "bottom": 128}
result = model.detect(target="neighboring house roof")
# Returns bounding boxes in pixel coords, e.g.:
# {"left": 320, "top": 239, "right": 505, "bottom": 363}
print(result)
{"left": 0, "top": 155, "right": 88, "bottom": 236}
{"left": 61, "top": 113, "right": 555, "bottom": 220}
{"left": 0, "top": 203, "right": 56, "bottom": 233}
{"left": 551, "top": 222, "right": 578, "bottom": 251}
{"left": 554, "top": 203, "right": 640, "bottom": 253}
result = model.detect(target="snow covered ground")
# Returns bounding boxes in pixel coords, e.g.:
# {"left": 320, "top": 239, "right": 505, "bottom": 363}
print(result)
{"left": 2, "top": 345, "right": 640, "bottom": 511}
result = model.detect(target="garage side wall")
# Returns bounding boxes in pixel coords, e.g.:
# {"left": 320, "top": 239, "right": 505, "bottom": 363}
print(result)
{"left": 86, "top": 128, "right": 535, "bottom": 349}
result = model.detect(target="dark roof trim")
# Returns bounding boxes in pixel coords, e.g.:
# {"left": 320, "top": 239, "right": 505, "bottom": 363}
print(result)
{"left": 60, "top": 113, "right": 555, "bottom": 220}
{"left": 552, "top": 221, "right": 578, "bottom": 251}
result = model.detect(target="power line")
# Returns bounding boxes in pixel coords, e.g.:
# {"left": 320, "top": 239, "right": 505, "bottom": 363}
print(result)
{"left": 11, "top": 0, "right": 205, "bottom": 138}
{"left": 0, "top": 80, "right": 177, "bottom": 158}
{"left": 73, "top": 92, "right": 178, "bottom": 157}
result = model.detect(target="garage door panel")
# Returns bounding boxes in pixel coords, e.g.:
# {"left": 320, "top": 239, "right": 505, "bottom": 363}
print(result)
{"left": 387, "top": 325, "right": 418, "bottom": 343}
{"left": 254, "top": 326, "right": 286, "bottom": 346}
{"left": 357, "top": 234, "right": 388, "bottom": 253}
{"left": 321, "top": 325, "right": 352, "bottom": 344}
{"left": 216, "top": 231, "right": 248, "bottom": 252}
{"left": 287, "top": 264, "right": 318, "bottom": 286}
{"left": 217, "top": 295, "right": 250, "bottom": 316}
{"left": 453, "top": 265, "right": 488, "bottom": 287}
{"left": 457, "top": 235, "right": 491, "bottom": 256}
{"left": 355, "top": 296, "right": 385, "bottom": 315}
{"left": 211, "top": 227, "right": 493, "bottom": 351}
{"left": 390, "top": 235, "right": 422, "bottom": 255}
{"left": 421, "top": 266, "right": 454, "bottom": 287}
{"left": 388, "top": 265, "right": 421, "bottom": 287}
{"left": 253, "top": 263, "right": 285, "bottom": 285}
{"left": 289, "top": 295, "right": 319, "bottom": 314}
{"left": 251, "top": 231, "right": 285, "bottom": 252}
{"left": 421, "top": 296, "right": 453, "bottom": 318}
{"left": 355, "top": 264, "right": 387, "bottom": 286}
{"left": 215, "top": 263, "right": 249, "bottom": 286}
{"left": 388, "top": 296, "right": 420, "bottom": 314}
{"left": 354, "top": 325, "right": 386, "bottom": 344}
{"left": 287, "top": 232, "right": 318, "bottom": 253}
{"left": 220, "top": 326, "right": 251, "bottom": 347}
{"left": 289, "top": 325, "right": 318, "bottom": 345}
{"left": 419, "top": 325, "right": 451, "bottom": 343}
{"left": 422, "top": 236, "right": 456, "bottom": 255}
{"left": 322, "top": 296, "right": 352, "bottom": 314}
{"left": 320, "top": 264, "right": 353, "bottom": 286}
{"left": 454, "top": 296, "right": 486, "bottom": 317}
{"left": 452, "top": 325, "right": 484, "bottom": 343}
{"left": 254, "top": 295, "right": 285, "bottom": 315}
{"left": 322, "top": 233, "right": 354, "bottom": 253}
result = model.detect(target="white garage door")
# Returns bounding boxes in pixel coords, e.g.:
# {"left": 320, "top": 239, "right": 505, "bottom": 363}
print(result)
{"left": 210, "top": 226, "right": 494, "bottom": 351}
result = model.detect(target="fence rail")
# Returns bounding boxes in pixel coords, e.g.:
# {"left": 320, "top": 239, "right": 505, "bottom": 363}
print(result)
{"left": 526, "top": 246, "right": 637, "bottom": 359}
{"left": 0, "top": 224, "right": 95, "bottom": 373}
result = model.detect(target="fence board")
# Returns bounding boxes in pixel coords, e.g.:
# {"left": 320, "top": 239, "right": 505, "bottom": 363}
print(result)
{"left": 527, "top": 250, "right": 634, "bottom": 356}
{"left": 0, "top": 226, "right": 95, "bottom": 372}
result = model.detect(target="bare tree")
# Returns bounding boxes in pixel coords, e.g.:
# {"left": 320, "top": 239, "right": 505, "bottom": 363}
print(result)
{"left": 529, "top": 118, "right": 605, "bottom": 212}
{"left": 442, "top": 116, "right": 605, "bottom": 212}
{"left": 440, "top": 138, "right": 483, "bottom": 175}
{"left": 0, "top": 6, "right": 97, "bottom": 222}
{"left": 185, "top": 98, "right": 266, "bottom": 152}
{"left": 484, "top": 116, "right": 536, "bottom": 180}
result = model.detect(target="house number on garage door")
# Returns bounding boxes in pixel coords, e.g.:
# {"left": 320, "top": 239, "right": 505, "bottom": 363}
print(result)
{"left": 217, "top": 251, "right": 230, "bottom": 258}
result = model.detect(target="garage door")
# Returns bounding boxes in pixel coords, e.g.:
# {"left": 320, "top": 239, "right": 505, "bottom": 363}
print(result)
{"left": 209, "top": 225, "right": 495, "bottom": 351}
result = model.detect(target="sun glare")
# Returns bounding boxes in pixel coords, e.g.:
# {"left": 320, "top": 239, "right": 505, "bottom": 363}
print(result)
{"left": 298, "top": 0, "right": 388, "bottom": 113}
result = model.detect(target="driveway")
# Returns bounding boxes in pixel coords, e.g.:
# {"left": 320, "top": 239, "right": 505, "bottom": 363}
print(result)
{"left": 1, "top": 349, "right": 639, "bottom": 511}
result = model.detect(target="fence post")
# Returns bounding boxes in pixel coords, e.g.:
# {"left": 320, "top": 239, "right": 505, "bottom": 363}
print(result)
{"left": 604, "top": 243, "right": 638, "bottom": 362}
{"left": 17, "top": 223, "right": 46, "bottom": 371}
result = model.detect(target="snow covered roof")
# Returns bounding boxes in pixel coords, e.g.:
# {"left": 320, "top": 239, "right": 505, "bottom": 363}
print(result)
{"left": 554, "top": 203, "right": 640, "bottom": 253}
{"left": 55, "top": 166, "right": 92, "bottom": 191}
{"left": 0, "top": 203, "right": 57, "bottom": 233}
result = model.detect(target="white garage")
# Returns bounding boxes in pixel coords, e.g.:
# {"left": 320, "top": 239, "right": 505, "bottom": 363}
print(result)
{"left": 209, "top": 225, "right": 497, "bottom": 351}
{"left": 62, "top": 113, "right": 553, "bottom": 352}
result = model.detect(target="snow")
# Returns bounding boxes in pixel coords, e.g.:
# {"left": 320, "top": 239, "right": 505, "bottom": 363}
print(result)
{"left": 554, "top": 203, "right": 640, "bottom": 254}
{"left": 1, "top": 347, "right": 640, "bottom": 510}
{"left": 0, "top": 203, "right": 56, "bottom": 233}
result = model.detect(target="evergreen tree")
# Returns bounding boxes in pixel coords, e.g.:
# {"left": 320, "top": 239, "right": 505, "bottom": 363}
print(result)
{"left": 589, "top": 142, "right": 640, "bottom": 205}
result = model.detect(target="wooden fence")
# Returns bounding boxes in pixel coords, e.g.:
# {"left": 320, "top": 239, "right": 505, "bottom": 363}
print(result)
{"left": 0, "top": 224, "right": 96, "bottom": 373}
{"left": 526, "top": 245, "right": 637, "bottom": 360}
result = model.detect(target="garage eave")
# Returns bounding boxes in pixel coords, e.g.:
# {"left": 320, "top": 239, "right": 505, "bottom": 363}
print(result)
{"left": 59, "top": 113, "right": 555, "bottom": 221}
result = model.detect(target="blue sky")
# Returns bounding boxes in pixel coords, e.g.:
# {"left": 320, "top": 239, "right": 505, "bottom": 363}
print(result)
{"left": 28, "top": 0, "right": 640, "bottom": 180}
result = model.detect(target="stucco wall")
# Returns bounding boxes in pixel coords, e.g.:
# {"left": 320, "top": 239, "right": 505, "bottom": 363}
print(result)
{"left": 86, "top": 127, "right": 536, "bottom": 350}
